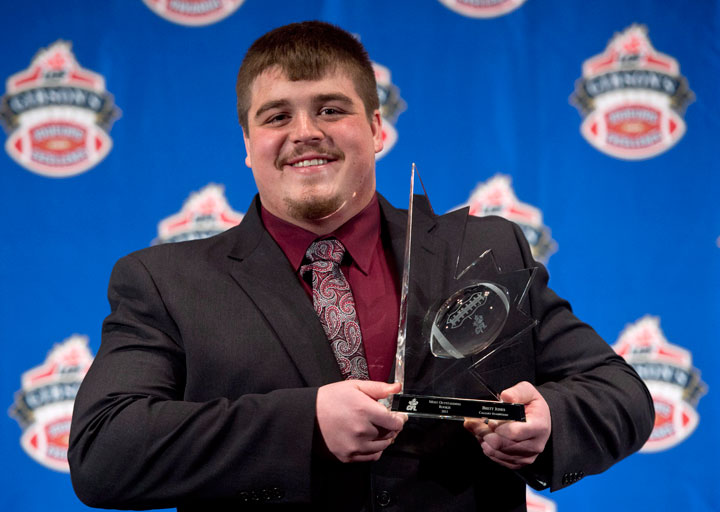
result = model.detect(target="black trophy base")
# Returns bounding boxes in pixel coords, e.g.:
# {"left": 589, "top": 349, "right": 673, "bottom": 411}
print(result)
{"left": 391, "top": 393, "right": 526, "bottom": 422}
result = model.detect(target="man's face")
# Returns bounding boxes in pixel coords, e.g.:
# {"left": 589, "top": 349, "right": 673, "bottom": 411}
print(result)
{"left": 243, "top": 66, "right": 383, "bottom": 231}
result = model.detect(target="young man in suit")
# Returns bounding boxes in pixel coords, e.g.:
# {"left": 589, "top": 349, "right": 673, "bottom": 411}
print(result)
{"left": 69, "top": 21, "right": 654, "bottom": 511}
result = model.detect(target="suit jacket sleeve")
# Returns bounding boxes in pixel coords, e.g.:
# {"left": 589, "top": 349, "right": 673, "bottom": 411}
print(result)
{"left": 68, "top": 252, "right": 319, "bottom": 509}
{"left": 502, "top": 220, "right": 655, "bottom": 491}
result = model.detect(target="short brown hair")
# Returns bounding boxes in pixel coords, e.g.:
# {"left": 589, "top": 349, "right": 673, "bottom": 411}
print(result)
{"left": 236, "top": 21, "right": 379, "bottom": 132}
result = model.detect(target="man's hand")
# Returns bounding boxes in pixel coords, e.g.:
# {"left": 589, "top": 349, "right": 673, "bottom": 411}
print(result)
{"left": 463, "top": 381, "right": 551, "bottom": 469}
{"left": 316, "top": 381, "right": 407, "bottom": 463}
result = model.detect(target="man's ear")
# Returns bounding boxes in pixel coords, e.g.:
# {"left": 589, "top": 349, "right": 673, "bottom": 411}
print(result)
{"left": 242, "top": 128, "right": 252, "bottom": 168}
{"left": 371, "top": 110, "right": 384, "bottom": 154}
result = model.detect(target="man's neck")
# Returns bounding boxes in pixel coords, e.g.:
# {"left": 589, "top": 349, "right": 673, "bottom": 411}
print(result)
{"left": 266, "top": 194, "right": 376, "bottom": 235}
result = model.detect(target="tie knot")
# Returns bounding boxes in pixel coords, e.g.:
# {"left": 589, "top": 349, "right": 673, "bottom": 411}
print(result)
{"left": 305, "top": 238, "right": 345, "bottom": 265}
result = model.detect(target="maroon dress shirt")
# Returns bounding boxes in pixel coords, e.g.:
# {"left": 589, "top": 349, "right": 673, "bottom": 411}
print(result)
{"left": 261, "top": 194, "right": 400, "bottom": 382}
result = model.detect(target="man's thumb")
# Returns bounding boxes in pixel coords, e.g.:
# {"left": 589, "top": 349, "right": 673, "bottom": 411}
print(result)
{"left": 355, "top": 380, "right": 401, "bottom": 400}
{"left": 500, "top": 381, "right": 535, "bottom": 404}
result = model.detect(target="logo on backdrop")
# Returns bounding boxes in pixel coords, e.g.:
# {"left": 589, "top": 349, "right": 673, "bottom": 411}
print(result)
{"left": 9, "top": 335, "right": 94, "bottom": 472}
{"left": 143, "top": 0, "right": 245, "bottom": 26}
{"left": 373, "top": 62, "right": 405, "bottom": 160}
{"left": 613, "top": 316, "right": 706, "bottom": 452}
{"left": 571, "top": 25, "right": 693, "bottom": 160}
{"left": 456, "top": 174, "right": 556, "bottom": 264}
{"left": 526, "top": 487, "right": 556, "bottom": 512}
{"left": 153, "top": 183, "right": 244, "bottom": 244}
{"left": 0, "top": 41, "right": 121, "bottom": 178}
{"left": 437, "top": 0, "right": 527, "bottom": 18}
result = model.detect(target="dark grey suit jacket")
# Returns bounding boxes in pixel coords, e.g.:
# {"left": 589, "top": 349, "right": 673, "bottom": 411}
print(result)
{"left": 68, "top": 194, "right": 654, "bottom": 511}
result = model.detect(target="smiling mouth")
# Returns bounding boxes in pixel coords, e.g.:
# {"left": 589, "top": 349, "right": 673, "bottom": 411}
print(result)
{"left": 291, "top": 158, "right": 329, "bottom": 168}
{"left": 280, "top": 147, "right": 343, "bottom": 170}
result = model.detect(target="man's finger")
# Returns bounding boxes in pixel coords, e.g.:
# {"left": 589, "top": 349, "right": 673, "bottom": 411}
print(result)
{"left": 349, "top": 381, "right": 406, "bottom": 431}
{"left": 483, "top": 434, "right": 543, "bottom": 457}
{"left": 368, "top": 408, "right": 407, "bottom": 432}
{"left": 463, "top": 418, "right": 492, "bottom": 437}
{"left": 375, "top": 426, "right": 402, "bottom": 441}
{"left": 499, "top": 381, "right": 537, "bottom": 404}
{"left": 493, "top": 420, "right": 544, "bottom": 442}
{"left": 481, "top": 442, "right": 538, "bottom": 468}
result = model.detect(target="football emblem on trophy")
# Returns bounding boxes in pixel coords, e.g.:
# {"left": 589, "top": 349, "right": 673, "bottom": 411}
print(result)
{"left": 430, "top": 282, "right": 510, "bottom": 359}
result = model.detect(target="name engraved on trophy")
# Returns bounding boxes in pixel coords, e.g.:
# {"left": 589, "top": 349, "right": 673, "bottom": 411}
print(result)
{"left": 393, "top": 394, "right": 526, "bottom": 421}
{"left": 478, "top": 404, "right": 517, "bottom": 419}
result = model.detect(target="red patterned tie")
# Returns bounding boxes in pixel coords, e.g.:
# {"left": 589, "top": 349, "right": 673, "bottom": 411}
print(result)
{"left": 301, "top": 238, "right": 369, "bottom": 380}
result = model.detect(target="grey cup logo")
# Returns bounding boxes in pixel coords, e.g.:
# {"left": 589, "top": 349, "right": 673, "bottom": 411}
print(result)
{"left": 571, "top": 25, "right": 694, "bottom": 160}
{"left": 0, "top": 41, "right": 120, "bottom": 177}
{"left": 613, "top": 316, "right": 706, "bottom": 452}
{"left": 438, "top": 0, "right": 527, "bottom": 19}
{"left": 143, "top": 0, "right": 245, "bottom": 26}
{"left": 153, "top": 184, "right": 244, "bottom": 245}
{"left": 457, "top": 174, "right": 556, "bottom": 264}
{"left": 373, "top": 62, "right": 405, "bottom": 160}
{"left": 9, "top": 335, "right": 94, "bottom": 472}
{"left": 473, "top": 315, "right": 487, "bottom": 334}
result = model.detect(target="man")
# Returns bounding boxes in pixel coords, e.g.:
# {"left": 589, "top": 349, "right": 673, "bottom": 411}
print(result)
{"left": 69, "top": 21, "right": 654, "bottom": 511}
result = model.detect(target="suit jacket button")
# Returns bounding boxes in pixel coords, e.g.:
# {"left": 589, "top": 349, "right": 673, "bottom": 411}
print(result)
{"left": 376, "top": 490, "right": 393, "bottom": 507}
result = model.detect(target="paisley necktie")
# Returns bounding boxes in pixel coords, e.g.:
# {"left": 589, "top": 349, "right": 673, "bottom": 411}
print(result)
{"left": 301, "top": 238, "right": 369, "bottom": 380}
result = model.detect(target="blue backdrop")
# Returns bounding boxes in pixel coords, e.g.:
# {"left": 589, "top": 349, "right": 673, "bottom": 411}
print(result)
{"left": 2, "top": 1, "right": 718, "bottom": 511}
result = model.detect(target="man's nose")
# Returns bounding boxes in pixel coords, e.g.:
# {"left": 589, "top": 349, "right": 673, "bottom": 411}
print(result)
{"left": 291, "top": 112, "right": 324, "bottom": 143}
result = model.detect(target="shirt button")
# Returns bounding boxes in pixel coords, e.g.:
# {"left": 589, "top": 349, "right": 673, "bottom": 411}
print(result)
{"left": 376, "top": 490, "right": 393, "bottom": 507}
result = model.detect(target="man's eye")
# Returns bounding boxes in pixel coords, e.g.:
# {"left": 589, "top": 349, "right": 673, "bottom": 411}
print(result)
{"left": 266, "top": 114, "right": 289, "bottom": 124}
{"left": 319, "top": 107, "right": 341, "bottom": 116}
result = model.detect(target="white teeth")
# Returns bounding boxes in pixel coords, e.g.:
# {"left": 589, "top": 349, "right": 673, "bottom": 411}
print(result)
{"left": 291, "top": 158, "right": 328, "bottom": 167}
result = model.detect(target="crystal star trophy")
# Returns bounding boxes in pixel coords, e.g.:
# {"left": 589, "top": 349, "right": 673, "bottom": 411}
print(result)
{"left": 388, "top": 164, "right": 538, "bottom": 421}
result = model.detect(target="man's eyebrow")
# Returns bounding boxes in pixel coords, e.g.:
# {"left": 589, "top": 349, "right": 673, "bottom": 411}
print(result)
{"left": 314, "top": 93, "right": 354, "bottom": 105}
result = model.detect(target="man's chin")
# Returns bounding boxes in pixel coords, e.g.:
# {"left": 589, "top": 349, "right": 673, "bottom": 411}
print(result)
{"left": 284, "top": 196, "right": 345, "bottom": 222}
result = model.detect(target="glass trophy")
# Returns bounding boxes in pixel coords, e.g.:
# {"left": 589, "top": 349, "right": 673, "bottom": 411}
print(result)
{"left": 388, "top": 164, "right": 538, "bottom": 421}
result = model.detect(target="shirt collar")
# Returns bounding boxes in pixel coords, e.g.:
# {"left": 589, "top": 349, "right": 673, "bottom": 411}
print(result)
{"left": 261, "top": 194, "right": 380, "bottom": 275}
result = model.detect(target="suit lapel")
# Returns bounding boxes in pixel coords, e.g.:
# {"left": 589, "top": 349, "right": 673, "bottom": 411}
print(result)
{"left": 227, "top": 198, "right": 342, "bottom": 387}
